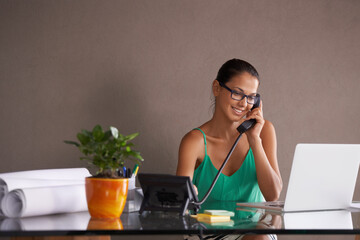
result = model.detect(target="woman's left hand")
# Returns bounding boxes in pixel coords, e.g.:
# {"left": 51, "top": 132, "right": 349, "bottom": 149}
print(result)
{"left": 243, "top": 100, "right": 265, "bottom": 142}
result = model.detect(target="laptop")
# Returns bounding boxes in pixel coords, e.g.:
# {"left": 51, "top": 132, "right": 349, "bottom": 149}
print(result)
{"left": 237, "top": 144, "right": 360, "bottom": 212}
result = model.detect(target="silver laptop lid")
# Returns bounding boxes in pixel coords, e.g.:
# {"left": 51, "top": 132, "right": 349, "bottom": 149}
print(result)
{"left": 284, "top": 144, "right": 360, "bottom": 212}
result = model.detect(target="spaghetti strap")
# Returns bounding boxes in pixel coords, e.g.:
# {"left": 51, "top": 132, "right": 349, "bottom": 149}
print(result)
{"left": 193, "top": 128, "right": 208, "bottom": 155}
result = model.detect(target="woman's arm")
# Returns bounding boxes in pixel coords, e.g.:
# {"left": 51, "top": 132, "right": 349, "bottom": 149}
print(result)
{"left": 251, "top": 120, "right": 283, "bottom": 201}
{"left": 176, "top": 130, "right": 204, "bottom": 179}
{"left": 244, "top": 101, "right": 282, "bottom": 201}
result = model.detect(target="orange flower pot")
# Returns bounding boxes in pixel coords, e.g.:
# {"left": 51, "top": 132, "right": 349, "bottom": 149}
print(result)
{"left": 85, "top": 177, "right": 129, "bottom": 218}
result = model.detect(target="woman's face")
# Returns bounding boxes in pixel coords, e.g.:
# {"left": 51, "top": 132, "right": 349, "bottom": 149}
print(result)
{"left": 214, "top": 72, "right": 259, "bottom": 122}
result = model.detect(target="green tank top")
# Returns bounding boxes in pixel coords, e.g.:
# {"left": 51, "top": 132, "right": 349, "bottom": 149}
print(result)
{"left": 192, "top": 128, "right": 264, "bottom": 203}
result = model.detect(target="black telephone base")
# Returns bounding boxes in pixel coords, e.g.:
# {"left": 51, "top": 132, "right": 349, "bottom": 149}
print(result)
{"left": 138, "top": 174, "right": 200, "bottom": 216}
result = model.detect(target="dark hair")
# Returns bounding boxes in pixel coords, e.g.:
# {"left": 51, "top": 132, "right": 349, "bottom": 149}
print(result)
{"left": 216, "top": 59, "right": 260, "bottom": 84}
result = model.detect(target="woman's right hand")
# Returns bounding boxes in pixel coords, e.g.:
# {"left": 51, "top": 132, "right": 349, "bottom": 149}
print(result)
{"left": 193, "top": 184, "right": 198, "bottom": 195}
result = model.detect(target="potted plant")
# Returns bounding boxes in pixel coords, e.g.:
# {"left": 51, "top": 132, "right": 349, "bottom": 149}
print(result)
{"left": 65, "top": 124, "right": 143, "bottom": 218}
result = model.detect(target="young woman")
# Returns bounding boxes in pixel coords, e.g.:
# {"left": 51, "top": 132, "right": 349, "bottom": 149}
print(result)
{"left": 176, "top": 59, "right": 282, "bottom": 205}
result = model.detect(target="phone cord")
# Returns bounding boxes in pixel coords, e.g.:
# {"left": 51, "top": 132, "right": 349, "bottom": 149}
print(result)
{"left": 193, "top": 132, "right": 243, "bottom": 205}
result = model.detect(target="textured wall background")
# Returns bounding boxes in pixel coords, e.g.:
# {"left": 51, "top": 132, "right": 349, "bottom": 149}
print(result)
{"left": 0, "top": 1, "right": 359, "bottom": 239}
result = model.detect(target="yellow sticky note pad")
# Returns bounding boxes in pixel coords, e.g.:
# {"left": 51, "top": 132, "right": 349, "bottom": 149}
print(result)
{"left": 204, "top": 210, "right": 235, "bottom": 217}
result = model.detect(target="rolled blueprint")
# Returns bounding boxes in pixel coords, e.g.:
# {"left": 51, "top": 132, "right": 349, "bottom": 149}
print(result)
{"left": 1, "top": 184, "right": 87, "bottom": 218}
{"left": 0, "top": 168, "right": 90, "bottom": 216}
{"left": 0, "top": 168, "right": 90, "bottom": 201}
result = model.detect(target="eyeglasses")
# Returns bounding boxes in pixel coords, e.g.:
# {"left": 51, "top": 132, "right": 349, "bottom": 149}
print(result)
{"left": 218, "top": 81, "right": 259, "bottom": 104}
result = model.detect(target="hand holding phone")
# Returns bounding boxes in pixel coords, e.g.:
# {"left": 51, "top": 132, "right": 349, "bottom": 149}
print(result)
{"left": 237, "top": 94, "right": 261, "bottom": 134}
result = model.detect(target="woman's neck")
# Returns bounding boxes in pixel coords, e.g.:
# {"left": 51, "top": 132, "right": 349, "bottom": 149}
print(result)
{"left": 205, "top": 111, "right": 241, "bottom": 141}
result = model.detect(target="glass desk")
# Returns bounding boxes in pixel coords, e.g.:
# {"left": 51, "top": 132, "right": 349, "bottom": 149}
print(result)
{"left": 1, "top": 201, "right": 360, "bottom": 237}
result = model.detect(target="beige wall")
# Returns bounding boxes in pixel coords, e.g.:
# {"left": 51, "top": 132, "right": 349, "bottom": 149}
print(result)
{"left": 1, "top": 1, "right": 360, "bottom": 238}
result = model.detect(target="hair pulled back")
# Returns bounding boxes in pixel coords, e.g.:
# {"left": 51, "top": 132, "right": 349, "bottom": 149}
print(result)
{"left": 216, "top": 59, "right": 260, "bottom": 84}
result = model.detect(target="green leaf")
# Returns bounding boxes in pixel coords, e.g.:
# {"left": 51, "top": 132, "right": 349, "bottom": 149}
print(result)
{"left": 77, "top": 133, "right": 90, "bottom": 145}
{"left": 81, "top": 129, "right": 92, "bottom": 137}
{"left": 125, "top": 143, "right": 135, "bottom": 147}
{"left": 128, "top": 151, "right": 143, "bottom": 160}
{"left": 92, "top": 125, "right": 104, "bottom": 142}
{"left": 64, "top": 140, "right": 80, "bottom": 147}
{"left": 103, "top": 130, "right": 112, "bottom": 141}
{"left": 126, "top": 146, "right": 131, "bottom": 152}
{"left": 110, "top": 126, "right": 119, "bottom": 139}
{"left": 126, "top": 132, "right": 139, "bottom": 141}
{"left": 118, "top": 134, "right": 125, "bottom": 141}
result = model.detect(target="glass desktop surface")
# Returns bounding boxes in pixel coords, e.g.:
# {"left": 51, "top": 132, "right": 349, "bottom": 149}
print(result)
{"left": 1, "top": 201, "right": 360, "bottom": 236}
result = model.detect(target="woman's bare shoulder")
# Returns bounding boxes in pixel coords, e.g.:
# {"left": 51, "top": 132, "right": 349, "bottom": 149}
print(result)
{"left": 260, "top": 119, "right": 277, "bottom": 147}
{"left": 261, "top": 119, "right": 276, "bottom": 135}
{"left": 181, "top": 128, "right": 205, "bottom": 147}
{"left": 177, "top": 128, "right": 206, "bottom": 176}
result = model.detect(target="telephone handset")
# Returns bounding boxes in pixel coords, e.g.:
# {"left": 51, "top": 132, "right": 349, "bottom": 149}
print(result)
{"left": 237, "top": 94, "right": 261, "bottom": 134}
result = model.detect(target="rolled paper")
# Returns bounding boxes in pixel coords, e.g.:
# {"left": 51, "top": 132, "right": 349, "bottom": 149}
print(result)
{"left": 1, "top": 184, "right": 87, "bottom": 218}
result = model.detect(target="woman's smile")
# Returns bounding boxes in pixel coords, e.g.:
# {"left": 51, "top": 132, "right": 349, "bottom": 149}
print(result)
{"left": 231, "top": 106, "right": 246, "bottom": 116}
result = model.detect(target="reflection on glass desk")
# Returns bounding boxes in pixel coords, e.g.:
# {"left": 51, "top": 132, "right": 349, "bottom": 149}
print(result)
{"left": 283, "top": 210, "right": 353, "bottom": 229}
{"left": 1, "top": 201, "right": 360, "bottom": 236}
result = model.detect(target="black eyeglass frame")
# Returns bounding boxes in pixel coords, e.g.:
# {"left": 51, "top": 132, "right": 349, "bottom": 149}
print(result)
{"left": 218, "top": 81, "right": 260, "bottom": 104}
